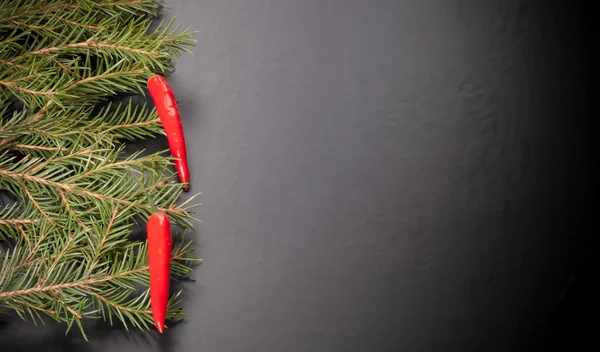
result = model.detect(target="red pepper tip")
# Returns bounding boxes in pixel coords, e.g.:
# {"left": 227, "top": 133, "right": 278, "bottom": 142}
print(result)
{"left": 156, "top": 322, "right": 165, "bottom": 334}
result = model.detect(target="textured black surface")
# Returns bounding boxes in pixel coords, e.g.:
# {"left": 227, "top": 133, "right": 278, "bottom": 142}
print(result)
{"left": 0, "top": 0, "right": 589, "bottom": 351}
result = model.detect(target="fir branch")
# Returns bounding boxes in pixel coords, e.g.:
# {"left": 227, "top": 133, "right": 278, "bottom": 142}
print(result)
{"left": 0, "top": 59, "right": 26, "bottom": 70}
{"left": 1, "top": 209, "right": 197, "bottom": 332}
{"left": 0, "top": 80, "right": 61, "bottom": 96}
{"left": 0, "top": 202, "right": 39, "bottom": 241}
{"left": 85, "top": 206, "right": 119, "bottom": 274}
{"left": 0, "top": 0, "right": 160, "bottom": 25}
{"left": 87, "top": 99, "right": 164, "bottom": 141}
{"left": 1, "top": 0, "right": 199, "bottom": 338}
{"left": 0, "top": 251, "right": 191, "bottom": 301}
{"left": 30, "top": 40, "right": 156, "bottom": 57}
{"left": 0, "top": 164, "right": 189, "bottom": 220}
{"left": 50, "top": 14, "right": 106, "bottom": 31}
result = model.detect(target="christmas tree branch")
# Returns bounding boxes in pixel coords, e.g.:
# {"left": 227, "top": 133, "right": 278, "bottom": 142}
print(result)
{"left": 0, "top": 0, "right": 160, "bottom": 25}
{"left": 0, "top": 166, "right": 190, "bottom": 222}
{"left": 0, "top": 250, "right": 190, "bottom": 301}
{"left": 1, "top": 0, "right": 199, "bottom": 337}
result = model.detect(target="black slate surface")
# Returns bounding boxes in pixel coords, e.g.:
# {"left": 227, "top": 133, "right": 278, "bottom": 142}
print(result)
{"left": 0, "top": 0, "right": 589, "bottom": 351}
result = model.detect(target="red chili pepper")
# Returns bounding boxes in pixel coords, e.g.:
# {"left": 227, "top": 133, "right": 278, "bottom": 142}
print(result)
{"left": 148, "top": 74, "right": 190, "bottom": 191}
{"left": 146, "top": 212, "right": 173, "bottom": 333}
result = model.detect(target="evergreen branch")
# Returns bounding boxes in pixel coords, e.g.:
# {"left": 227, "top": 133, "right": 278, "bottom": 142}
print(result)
{"left": 3, "top": 245, "right": 90, "bottom": 276}
{"left": 0, "top": 2, "right": 80, "bottom": 23}
{"left": 0, "top": 0, "right": 199, "bottom": 337}
{"left": 86, "top": 206, "right": 119, "bottom": 274}
{"left": 22, "top": 187, "right": 53, "bottom": 224}
{"left": 0, "top": 203, "right": 39, "bottom": 240}
{"left": 68, "top": 68, "right": 146, "bottom": 91}
{"left": 0, "top": 0, "right": 159, "bottom": 24}
{"left": 29, "top": 41, "right": 158, "bottom": 57}
{"left": 59, "top": 189, "right": 92, "bottom": 234}
{"left": 0, "top": 168, "right": 186, "bottom": 216}
{"left": 1, "top": 62, "right": 146, "bottom": 112}
{"left": 70, "top": 154, "right": 160, "bottom": 182}
{"left": 1, "top": 106, "right": 118, "bottom": 150}
{"left": 0, "top": 251, "right": 189, "bottom": 300}
{"left": 0, "top": 80, "right": 60, "bottom": 96}
{"left": 50, "top": 14, "right": 105, "bottom": 30}
{"left": 28, "top": 146, "right": 97, "bottom": 174}
{"left": 91, "top": 290, "right": 150, "bottom": 315}
{"left": 37, "top": 226, "right": 83, "bottom": 287}
{"left": 0, "top": 148, "right": 195, "bottom": 229}
{"left": 87, "top": 99, "right": 164, "bottom": 141}
{"left": 0, "top": 59, "right": 26, "bottom": 69}
{"left": 77, "top": 188, "right": 185, "bottom": 216}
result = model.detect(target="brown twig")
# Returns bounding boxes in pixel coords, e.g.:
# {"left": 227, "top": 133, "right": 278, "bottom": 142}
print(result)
{"left": 51, "top": 291, "right": 82, "bottom": 319}
{"left": 30, "top": 41, "right": 158, "bottom": 57}
{"left": 17, "top": 223, "right": 31, "bottom": 248}
{"left": 23, "top": 188, "right": 53, "bottom": 224}
{"left": 52, "top": 58, "right": 71, "bottom": 73}
{"left": 15, "top": 144, "right": 66, "bottom": 152}
{"left": 18, "top": 299, "right": 56, "bottom": 316}
{"left": 30, "top": 100, "right": 55, "bottom": 123}
{"left": 11, "top": 20, "right": 54, "bottom": 31}
{"left": 23, "top": 231, "right": 48, "bottom": 264}
{"left": 26, "top": 127, "right": 60, "bottom": 138}
{"left": 108, "top": 118, "right": 161, "bottom": 130}
{"left": 98, "top": 0, "right": 144, "bottom": 7}
{"left": 0, "top": 59, "right": 26, "bottom": 70}
{"left": 0, "top": 218, "right": 36, "bottom": 226}
{"left": 0, "top": 38, "right": 15, "bottom": 45}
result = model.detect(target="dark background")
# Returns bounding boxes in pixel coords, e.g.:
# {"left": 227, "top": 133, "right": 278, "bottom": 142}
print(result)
{"left": 0, "top": 0, "right": 590, "bottom": 351}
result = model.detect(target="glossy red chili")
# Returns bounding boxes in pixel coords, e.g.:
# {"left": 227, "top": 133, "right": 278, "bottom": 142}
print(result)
{"left": 146, "top": 212, "right": 173, "bottom": 333}
{"left": 148, "top": 74, "right": 190, "bottom": 191}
